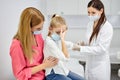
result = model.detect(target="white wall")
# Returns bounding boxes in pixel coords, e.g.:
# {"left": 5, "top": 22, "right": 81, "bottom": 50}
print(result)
{"left": 46, "top": 0, "right": 120, "bottom": 15}
{"left": 0, "top": 0, "right": 42, "bottom": 80}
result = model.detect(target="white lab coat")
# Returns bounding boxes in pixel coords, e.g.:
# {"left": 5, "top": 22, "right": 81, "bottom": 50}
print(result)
{"left": 44, "top": 36, "right": 74, "bottom": 76}
{"left": 80, "top": 21, "right": 113, "bottom": 80}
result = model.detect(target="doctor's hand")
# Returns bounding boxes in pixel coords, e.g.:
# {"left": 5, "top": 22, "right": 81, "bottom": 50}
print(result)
{"left": 72, "top": 44, "right": 80, "bottom": 51}
{"left": 77, "top": 41, "right": 85, "bottom": 46}
{"left": 43, "top": 56, "right": 58, "bottom": 68}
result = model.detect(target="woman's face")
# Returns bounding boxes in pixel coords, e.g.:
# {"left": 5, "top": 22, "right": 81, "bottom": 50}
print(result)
{"left": 31, "top": 21, "right": 44, "bottom": 32}
{"left": 87, "top": 7, "right": 103, "bottom": 16}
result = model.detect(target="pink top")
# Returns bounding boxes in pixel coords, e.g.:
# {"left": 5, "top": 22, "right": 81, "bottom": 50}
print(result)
{"left": 10, "top": 34, "right": 45, "bottom": 80}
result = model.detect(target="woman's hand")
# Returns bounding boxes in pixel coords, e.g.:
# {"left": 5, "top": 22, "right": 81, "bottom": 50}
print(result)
{"left": 43, "top": 56, "right": 58, "bottom": 68}
{"left": 31, "top": 56, "right": 58, "bottom": 74}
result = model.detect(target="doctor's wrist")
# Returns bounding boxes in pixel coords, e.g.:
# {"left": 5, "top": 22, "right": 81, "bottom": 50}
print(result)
{"left": 72, "top": 44, "right": 80, "bottom": 51}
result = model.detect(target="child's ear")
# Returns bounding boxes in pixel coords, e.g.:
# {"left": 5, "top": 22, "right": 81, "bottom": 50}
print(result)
{"left": 48, "top": 26, "right": 53, "bottom": 36}
{"left": 49, "top": 26, "right": 53, "bottom": 30}
{"left": 66, "top": 27, "right": 68, "bottom": 30}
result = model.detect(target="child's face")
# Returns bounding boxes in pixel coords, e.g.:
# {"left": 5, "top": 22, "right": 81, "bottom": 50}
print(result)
{"left": 52, "top": 25, "right": 67, "bottom": 35}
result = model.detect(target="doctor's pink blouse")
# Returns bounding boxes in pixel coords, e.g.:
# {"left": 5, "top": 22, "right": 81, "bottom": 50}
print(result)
{"left": 10, "top": 34, "right": 45, "bottom": 80}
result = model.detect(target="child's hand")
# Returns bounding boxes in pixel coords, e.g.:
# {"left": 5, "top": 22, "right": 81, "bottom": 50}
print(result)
{"left": 60, "top": 29, "right": 66, "bottom": 40}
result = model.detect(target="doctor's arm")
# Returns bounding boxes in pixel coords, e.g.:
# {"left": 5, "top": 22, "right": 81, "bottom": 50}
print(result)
{"left": 73, "top": 26, "right": 113, "bottom": 55}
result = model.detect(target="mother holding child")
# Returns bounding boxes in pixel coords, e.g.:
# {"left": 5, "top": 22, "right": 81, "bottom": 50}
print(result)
{"left": 10, "top": 7, "right": 85, "bottom": 80}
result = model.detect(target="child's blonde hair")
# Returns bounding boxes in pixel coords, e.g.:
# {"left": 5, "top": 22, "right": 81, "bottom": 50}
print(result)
{"left": 48, "top": 14, "right": 67, "bottom": 36}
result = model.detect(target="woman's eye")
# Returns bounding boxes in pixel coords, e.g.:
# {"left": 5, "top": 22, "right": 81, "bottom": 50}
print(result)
{"left": 36, "top": 28, "right": 41, "bottom": 31}
{"left": 92, "top": 12, "right": 96, "bottom": 15}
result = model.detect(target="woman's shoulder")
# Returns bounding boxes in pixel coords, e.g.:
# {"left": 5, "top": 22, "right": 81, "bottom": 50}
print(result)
{"left": 10, "top": 39, "right": 22, "bottom": 50}
{"left": 102, "top": 21, "right": 113, "bottom": 31}
{"left": 10, "top": 39, "right": 22, "bottom": 55}
{"left": 104, "top": 21, "right": 112, "bottom": 27}
{"left": 11, "top": 39, "right": 21, "bottom": 46}
{"left": 100, "top": 21, "right": 113, "bottom": 34}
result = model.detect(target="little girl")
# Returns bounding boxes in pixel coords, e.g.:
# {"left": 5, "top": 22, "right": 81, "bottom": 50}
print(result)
{"left": 44, "top": 14, "right": 85, "bottom": 80}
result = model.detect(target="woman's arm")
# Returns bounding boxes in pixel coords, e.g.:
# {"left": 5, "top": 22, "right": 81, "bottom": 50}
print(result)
{"left": 31, "top": 56, "right": 58, "bottom": 74}
{"left": 10, "top": 41, "right": 32, "bottom": 79}
{"left": 80, "top": 25, "right": 113, "bottom": 55}
{"left": 10, "top": 40, "right": 58, "bottom": 79}
{"left": 73, "top": 24, "right": 113, "bottom": 56}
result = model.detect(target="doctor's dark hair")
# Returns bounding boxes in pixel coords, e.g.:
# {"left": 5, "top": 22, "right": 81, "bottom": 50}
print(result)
{"left": 14, "top": 7, "right": 44, "bottom": 60}
{"left": 88, "top": 0, "right": 106, "bottom": 44}
{"left": 48, "top": 14, "right": 67, "bottom": 36}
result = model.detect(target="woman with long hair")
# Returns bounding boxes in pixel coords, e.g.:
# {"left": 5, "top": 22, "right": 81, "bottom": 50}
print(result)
{"left": 10, "top": 7, "right": 58, "bottom": 80}
{"left": 73, "top": 0, "right": 113, "bottom": 80}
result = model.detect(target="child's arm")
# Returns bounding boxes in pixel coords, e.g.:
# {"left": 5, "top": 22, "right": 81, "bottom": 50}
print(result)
{"left": 44, "top": 37, "right": 69, "bottom": 61}
{"left": 60, "top": 30, "right": 69, "bottom": 58}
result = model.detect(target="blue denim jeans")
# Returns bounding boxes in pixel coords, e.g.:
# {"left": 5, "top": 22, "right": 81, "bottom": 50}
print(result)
{"left": 45, "top": 69, "right": 85, "bottom": 80}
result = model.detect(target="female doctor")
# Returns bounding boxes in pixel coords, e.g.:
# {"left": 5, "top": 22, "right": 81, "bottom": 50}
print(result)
{"left": 73, "top": 0, "right": 113, "bottom": 80}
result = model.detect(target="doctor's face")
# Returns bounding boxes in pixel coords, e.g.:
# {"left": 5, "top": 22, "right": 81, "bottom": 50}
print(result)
{"left": 87, "top": 7, "right": 103, "bottom": 16}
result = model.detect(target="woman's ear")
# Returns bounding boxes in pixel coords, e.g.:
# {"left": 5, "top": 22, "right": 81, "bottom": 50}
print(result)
{"left": 100, "top": 8, "right": 103, "bottom": 14}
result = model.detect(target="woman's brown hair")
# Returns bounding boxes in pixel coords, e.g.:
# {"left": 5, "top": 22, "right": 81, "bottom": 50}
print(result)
{"left": 88, "top": 0, "right": 106, "bottom": 44}
{"left": 14, "top": 7, "right": 44, "bottom": 60}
